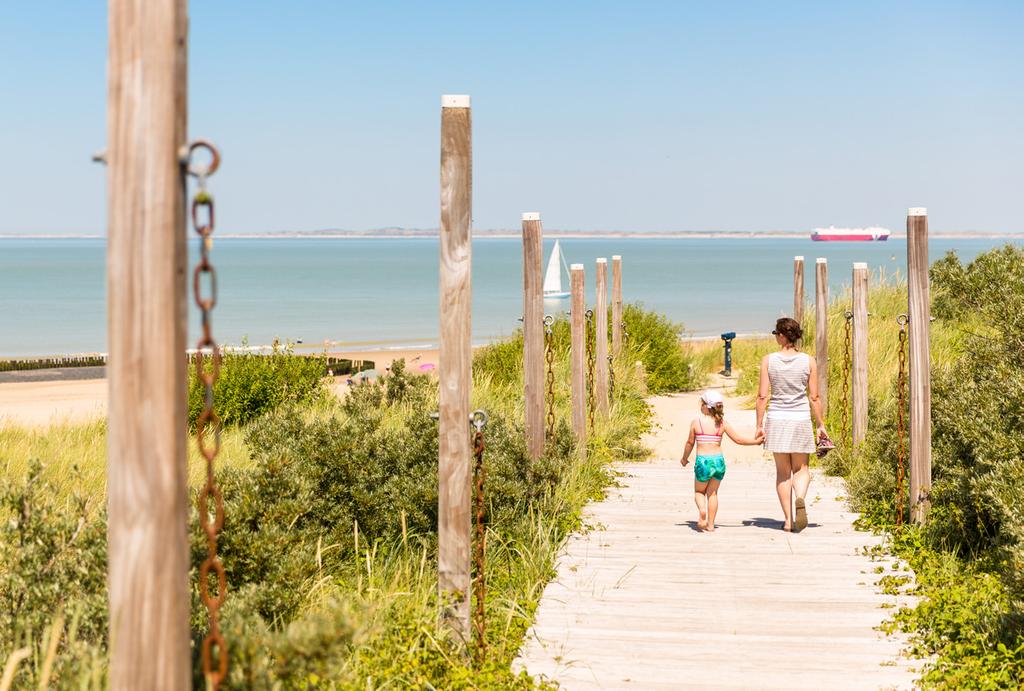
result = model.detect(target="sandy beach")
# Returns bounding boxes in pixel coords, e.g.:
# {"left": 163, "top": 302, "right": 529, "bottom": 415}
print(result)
{"left": 0, "top": 346, "right": 441, "bottom": 428}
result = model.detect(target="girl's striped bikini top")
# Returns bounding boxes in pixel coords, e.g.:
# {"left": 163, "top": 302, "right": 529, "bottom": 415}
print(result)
{"left": 695, "top": 418, "right": 723, "bottom": 443}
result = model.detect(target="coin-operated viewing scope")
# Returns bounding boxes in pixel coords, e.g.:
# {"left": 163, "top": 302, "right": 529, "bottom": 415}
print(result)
{"left": 720, "top": 331, "right": 736, "bottom": 377}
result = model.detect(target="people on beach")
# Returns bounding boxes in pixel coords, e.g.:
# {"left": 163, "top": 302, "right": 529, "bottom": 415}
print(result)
{"left": 756, "top": 317, "right": 827, "bottom": 532}
{"left": 680, "top": 390, "right": 764, "bottom": 532}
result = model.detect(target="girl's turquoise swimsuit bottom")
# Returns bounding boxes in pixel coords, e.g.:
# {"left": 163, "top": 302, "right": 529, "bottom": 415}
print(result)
{"left": 694, "top": 454, "right": 726, "bottom": 482}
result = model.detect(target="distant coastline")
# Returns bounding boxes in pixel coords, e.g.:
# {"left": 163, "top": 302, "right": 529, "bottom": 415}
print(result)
{"left": 2, "top": 229, "right": 1021, "bottom": 240}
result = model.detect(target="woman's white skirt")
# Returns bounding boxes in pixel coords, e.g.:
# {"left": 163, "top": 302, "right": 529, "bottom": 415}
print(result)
{"left": 764, "top": 415, "right": 816, "bottom": 454}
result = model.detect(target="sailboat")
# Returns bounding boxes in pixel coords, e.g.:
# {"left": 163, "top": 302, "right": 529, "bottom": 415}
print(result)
{"left": 543, "top": 240, "right": 572, "bottom": 299}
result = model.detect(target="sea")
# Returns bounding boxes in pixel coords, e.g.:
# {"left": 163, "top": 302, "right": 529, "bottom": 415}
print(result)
{"left": 0, "top": 236, "right": 1018, "bottom": 357}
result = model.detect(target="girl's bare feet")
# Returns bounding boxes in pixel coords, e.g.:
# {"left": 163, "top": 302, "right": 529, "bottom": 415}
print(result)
{"left": 782, "top": 522, "right": 792, "bottom": 532}
{"left": 697, "top": 513, "right": 708, "bottom": 531}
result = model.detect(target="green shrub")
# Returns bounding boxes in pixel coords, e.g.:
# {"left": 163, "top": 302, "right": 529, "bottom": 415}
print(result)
{"left": 0, "top": 462, "right": 108, "bottom": 687}
{"left": 620, "top": 304, "right": 704, "bottom": 393}
{"left": 473, "top": 304, "right": 704, "bottom": 394}
{"left": 829, "top": 245, "right": 1024, "bottom": 686}
{"left": 188, "top": 348, "right": 328, "bottom": 427}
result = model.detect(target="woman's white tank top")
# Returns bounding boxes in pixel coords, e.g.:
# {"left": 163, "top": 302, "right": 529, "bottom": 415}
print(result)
{"left": 767, "top": 351, "right": 811, "bottom": 416}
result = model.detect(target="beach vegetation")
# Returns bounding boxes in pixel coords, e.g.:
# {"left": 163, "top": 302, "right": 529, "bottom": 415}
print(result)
{"left": 1, "top": 314, "right": 653, "bottom": 687}
{"left": 187, "top": 347, "right": 328, "bottom": 428}
{"left": 473, "top": 303, "right": 704, "bottom": 394}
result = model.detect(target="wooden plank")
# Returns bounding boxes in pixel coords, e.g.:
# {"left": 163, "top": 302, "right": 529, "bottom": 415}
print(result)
{"left": 907, "top": 208, "right": 932, "bottom": 523}
{"left": 105, "top": 0, "right": 190, "bottom": 687}
{"left": 611, "top": 255, "right": 623, "bottom": 355}
{"left": 594, "top": 258, "right": 609, "bottom": 416}
{"left": 815, "top": 258, "right": 828, "bottom": 419}
{"left": 570, "top": 264, "right": 586, "bottom": 452}
{"left": 438, "top": 94, "right": 472, "bottom": 642}
{"left": 522, "top": 212, "right": 544, "bottom": 460}
{"left": 793, "top": 255, "right": 805, "bottom": 326}
{"left": 516, "top": 390, "right": 916, "bottom": 689}
{"left": 851, "top": 263, "right": 869, "bottom": 447}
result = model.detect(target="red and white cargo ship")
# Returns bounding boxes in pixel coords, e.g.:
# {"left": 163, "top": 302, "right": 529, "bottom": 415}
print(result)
{"left": 811, "top": 226, "right": 890, "bottom": 242}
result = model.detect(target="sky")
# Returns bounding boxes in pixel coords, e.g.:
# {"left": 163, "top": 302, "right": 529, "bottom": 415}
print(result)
{"left": 1, "top": 1, "right": 1022, "bottom": 234}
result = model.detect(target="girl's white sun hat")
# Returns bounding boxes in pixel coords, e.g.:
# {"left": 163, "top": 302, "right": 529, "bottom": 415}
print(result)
{"left": 701, "top": 389, "right": 724, "bottom": 408}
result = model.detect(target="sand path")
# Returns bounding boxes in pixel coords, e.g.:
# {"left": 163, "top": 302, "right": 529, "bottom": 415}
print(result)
{"left": 516, "top": 388, "right": 917, "bottom": 689}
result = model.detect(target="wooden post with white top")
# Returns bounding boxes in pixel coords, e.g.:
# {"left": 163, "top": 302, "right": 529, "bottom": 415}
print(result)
{"left": 438, "top": 93, "right": 472, "bottom": 642}
{"left": 611, "top": 256, "right": 623, "bottom": 355}
{"left": 106, "top": 0, "right": 190, "bottom": 687}
{"left": 907, "top": 208, "right": 932, "bottom": 523}
{"left": 522, "top": 212, "right": 545, "bottom": 460}
{"left": 851, "top": 262, "right": 869, "bottom": 447}
{"left": 793, "top": 256, "right": 805, "bottom": 325}
{"left": 570, "top": 264, "right": 587, "bottom": 453}
{"left": 595, "top": 258, "right": 609, "bottom": 415}
{"left": 815, "top": 258, "right": 828, "bottom": 419}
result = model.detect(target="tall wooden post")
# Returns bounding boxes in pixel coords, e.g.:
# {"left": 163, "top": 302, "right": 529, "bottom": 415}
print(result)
{"left": 851, "top": 262, "right": 869, "bottom": 447}
{"left": 907, "top": 208, "right": 932, "bottom": 523}
{"left": 106, "top": 1, "right": 190, "bottom": 687}
{"left": 438, "top": 94, "right": 472, "bottom": 641}
{"left": 595, "top": 258, "right": 610, "bottom": 415}
{"left": 522, "top": 212, "right": 544, "bottom": 460}
{"left": 793, "top": 255, "right": 805, "bottom": 325}
{"left": 611, "top": 255, "right": 623, "bottom": 355}
{"left": 570, "top": 264, "right": 586, "bottom": 451}
{"left": 815, "top": 258, "right": 828, "bottom": 419}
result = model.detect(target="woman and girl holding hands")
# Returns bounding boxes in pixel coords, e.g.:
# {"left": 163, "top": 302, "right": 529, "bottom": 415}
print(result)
{"left": 680, "top": 317, "right": 828, "bottom": 533}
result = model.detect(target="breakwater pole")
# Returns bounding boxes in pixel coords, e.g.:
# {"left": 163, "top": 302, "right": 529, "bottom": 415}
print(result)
{"left": 815, "top": 258, "right": 828, "bottom": 419}
{"left": 570, "top": 264, "right": 587, "bottom": 454}
{"left": 438, "top": 94, "right": 473, "bottom": 642}
{"left": 595, "top": 258, "right": 610, "bottom": 416}
{"left": 907, "top": 208, "right": 932, "bottom": 523}
{"left": 522, "top": 212, "right": 545, "bottom": 460}
{"left": 106, "top": 0, "right": 190, "bottom": 687}
{"left": 851, "top": 262, "right": 869, "bottom": 447}
{"left": 793, "top": 255, "right": 805, "bottom": 325}
{"left": 612, "top": 256, "right": 623, "bottom": 355}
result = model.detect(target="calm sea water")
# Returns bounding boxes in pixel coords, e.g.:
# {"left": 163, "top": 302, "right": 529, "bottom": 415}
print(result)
{"left": 0, "top": 236, "right": 1018, "bottom": 357}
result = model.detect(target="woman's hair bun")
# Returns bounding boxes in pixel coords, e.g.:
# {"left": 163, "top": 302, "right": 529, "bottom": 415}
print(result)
{"left": 775, "top": 317, "right": 803, "bottom": 343}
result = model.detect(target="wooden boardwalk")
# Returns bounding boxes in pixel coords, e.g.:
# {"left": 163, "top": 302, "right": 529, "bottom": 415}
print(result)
{"left": 517, "top": 392, "right": 918, "bottom": 690}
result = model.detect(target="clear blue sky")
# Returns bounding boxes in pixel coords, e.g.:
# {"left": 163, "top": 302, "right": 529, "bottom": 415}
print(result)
{"left": 1, "top": 1, "right": 1021, "bottom": 234}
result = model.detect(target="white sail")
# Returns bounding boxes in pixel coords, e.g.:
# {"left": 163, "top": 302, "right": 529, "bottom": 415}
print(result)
{"left": 543, "top": 240, "right": 563, "bottom": 294}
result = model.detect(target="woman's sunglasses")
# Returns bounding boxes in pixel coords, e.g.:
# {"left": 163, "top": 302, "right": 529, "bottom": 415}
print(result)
{"left": 771, "top": 330, "right": 779, "bottom": 335}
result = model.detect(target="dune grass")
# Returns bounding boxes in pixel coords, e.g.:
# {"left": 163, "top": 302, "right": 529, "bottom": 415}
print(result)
{"left": 0, "top": 308, "right": 673, "bottom": 688}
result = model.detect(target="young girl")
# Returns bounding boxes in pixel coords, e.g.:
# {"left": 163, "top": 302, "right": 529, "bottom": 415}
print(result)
{"left": 680, "top": 390, "right": 763, "bottom": 532}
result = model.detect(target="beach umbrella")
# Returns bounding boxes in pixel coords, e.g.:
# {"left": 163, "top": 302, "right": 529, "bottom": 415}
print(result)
{"left": 418, "top": 363, "right": 436, "bottom": 372}
{"left": 353, "top": 369, "right": 380, "bottom": 382}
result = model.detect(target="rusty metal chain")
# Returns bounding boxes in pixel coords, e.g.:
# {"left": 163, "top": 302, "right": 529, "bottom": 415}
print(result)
{"left": 189, "top": 140, "right": 227, "bottom": 689}
{"left": 621, "top": 320, "right": 629, "bottom": 346}
{"left": 841, "top": 310, "right": 853, "bottom": 448}
{"left": 608, "top": 355, "right": 615, "bottom": 398}
{"left": 470, "top": 410, "right": 489, "bottom": 665}
{"left": 895, "top": 314, "right": 909, "bottom": 526}
{"left": 544, "top": 315, "right": 555, "bottom": 438}
{"left": 585, "top": 309, "right": 595, "bottom": 430}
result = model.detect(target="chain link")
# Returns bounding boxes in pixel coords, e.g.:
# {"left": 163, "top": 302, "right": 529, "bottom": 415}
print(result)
{"left": 841, "top": 310, "right": 853, "bottom": 448}
{"left": 188, "top": 140, "right": 227, "bottom": 689}
{"left": 470, "top": 410, "right": 488, "bottom": 665}
{"left": 544, "top": 315, "right": 555, "bottom": 438}
{"left": 585, "top": 309, "right": 595, "bottom": 431}
{"left": 895, "top": 315, "right": 909, "bottom": 526}
{"left": 608, "top": 355, "right": 615, "bottom": 399}
{"left": 621, "top": 320, "right": 629, "bottom": 345}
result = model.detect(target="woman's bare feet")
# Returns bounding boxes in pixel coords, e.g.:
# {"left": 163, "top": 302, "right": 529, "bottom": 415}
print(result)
{"left": 697, "top": 517, "right": 708, "bottom": 531}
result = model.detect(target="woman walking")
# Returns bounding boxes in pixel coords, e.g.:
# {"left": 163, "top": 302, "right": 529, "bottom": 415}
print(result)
{"left": 756, "top": 317, "right": 827, "bottom": 532}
